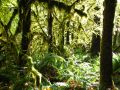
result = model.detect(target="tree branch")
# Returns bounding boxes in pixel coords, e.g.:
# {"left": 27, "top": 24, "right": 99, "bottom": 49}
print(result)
{"left": 38, "top": 0, "right": 87, "bottom": 17}
{"left": 6, "top": 8, "right": 18, "bottom": 31}
{"left": 0, "top": 8, "right": 18, "bottom": 32}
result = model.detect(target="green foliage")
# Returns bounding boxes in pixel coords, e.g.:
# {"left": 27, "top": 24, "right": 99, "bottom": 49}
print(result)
{"left": 61, "top": 46, "right": 73, "bottom": 58}
{"left": 40, "top": 53, "right": 66, "bottom": 69}
{"left": 112, "top": 53, "right": 120, "bottom": 84}
{"left": 37, "top": 53, "right": 66, "bottom": 83}
{"left": 1, "top": 0, "right": 120, "bottom": 89}
{"left": 113, "top": 53, "right": 120, "bottom": 73}
{"left": 36, "top": 52, "right": 99, "bottom": 89}
{"left": 64, "top": 55, "right": 99, "bottom": 87}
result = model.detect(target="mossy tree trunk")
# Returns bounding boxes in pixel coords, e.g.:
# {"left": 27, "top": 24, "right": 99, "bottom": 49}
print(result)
{"left": 100, "top": 0, "right": 117, "bottom": 89}
{"left": 60, "top": 22, "right": 65, "bottom": 52}
{"left": 17, "top": 0, "right": 31, "bottom": 67}
{"left": 15, "top": 0, "right": 32, "bottom": 89}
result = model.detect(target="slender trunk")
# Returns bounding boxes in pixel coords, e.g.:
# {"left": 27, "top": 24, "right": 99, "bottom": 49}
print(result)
{"left": 21, "top": 6, "right": 31, "bottom": 55}
{"left": 100, "top": 0, "right": 117, "bottom": 89}
{"left": 48, "top": 0, "right": 53, "bottom": 52}
{"left": 90, "top": 15, "right": 100, "bottom": 57}
{"left": 66, "top": 21, "right": 70, "bottom": 45}
{"left": 90, "top": 33, "right": 100, "bottom": 57}
{"left": 60, "top": 23, "right": 65, "bottom": 52}
{"left": 66, "top": 31, "right": 70, "bottom": 45}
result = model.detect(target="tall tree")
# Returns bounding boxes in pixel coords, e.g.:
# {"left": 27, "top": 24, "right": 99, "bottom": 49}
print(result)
{"left": 48, "top": 0, "right": 53, "bottom": 52}
{"left": 90, "top": 15, "right": 100, "bottom": 57}
{"left": 17, "top": 0, "right": 31, "bottom": 69}
{"left": 100, "top": 0, "right": 117, "bottom": 89}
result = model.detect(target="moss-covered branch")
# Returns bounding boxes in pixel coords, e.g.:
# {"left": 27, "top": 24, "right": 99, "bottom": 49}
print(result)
{"left": 37, "top": 0, "right": 87, "bottom": 17}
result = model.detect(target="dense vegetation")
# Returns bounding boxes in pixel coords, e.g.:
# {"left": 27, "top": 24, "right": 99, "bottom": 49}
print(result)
{"left": 0, "top": 0, "right": 120, "bottom": 90}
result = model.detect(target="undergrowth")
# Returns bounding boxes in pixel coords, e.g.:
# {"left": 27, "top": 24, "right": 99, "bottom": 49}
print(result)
{"left": 1, "top": 46, "right": 120, "bottom": 89}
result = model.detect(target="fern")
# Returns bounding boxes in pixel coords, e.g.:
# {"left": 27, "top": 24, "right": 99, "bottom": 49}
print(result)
{"left": 39, "top": 53, "right": 66, "bottom": 69}
{"left": 37, "top": 53, "right": 66, "bottom": 83}
{"left": 113, "top": 54, "right": 120, "bottom": 73}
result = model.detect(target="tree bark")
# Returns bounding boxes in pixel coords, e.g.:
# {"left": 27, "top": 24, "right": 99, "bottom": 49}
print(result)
{"left": 48, "top": 0, "right": 53, "bottom": 52}
{"left": 17, "top": 0, "right": 31, "bottom": 67}
{"left": 90, "top": 33, "right": 100, "bottom": 57}
{"left": 100, "top": 0, "right": 117, "bottom": 89}
{"left": 90, "top": 15, "right": 100, "bottom": 57}
{"left": 66, "top": 21, "right": 70, "bottom": 45}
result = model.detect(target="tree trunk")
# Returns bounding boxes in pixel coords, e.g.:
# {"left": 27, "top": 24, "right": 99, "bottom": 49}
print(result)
{"left": 66, "top": 30, "right": 70, "bottom": 45}
{"left": 100, "top": 0, "right": 117, "bottom": 89}
{"left": 60, "top": 23, "right": 65, "bottom": 52}
{"left": 48, "top": 0, "right": 53, "bottom": 52}
{"left": 17, "top": 0, "right": 31, "bottom": 67}
{"left": 90, "top": 33, "right": 100, "bottom": 57}
{"left": 90, "top": 15, "right": 100, "bottom": 57}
